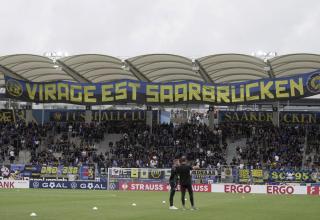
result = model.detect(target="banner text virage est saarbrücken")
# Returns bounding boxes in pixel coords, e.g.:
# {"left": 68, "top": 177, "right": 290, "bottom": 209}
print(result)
{"left": 4, "top": 70, "right": 320, "bottom": 105}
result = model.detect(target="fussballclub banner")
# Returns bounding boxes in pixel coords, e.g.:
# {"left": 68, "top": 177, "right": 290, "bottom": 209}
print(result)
{"left": 4, "top": 70, "right": 320, "bottom": 105}
{"left": 47, "top": 110, "right": 156, "bottom": 122}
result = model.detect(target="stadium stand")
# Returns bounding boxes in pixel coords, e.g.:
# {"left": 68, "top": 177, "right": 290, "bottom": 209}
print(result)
{"left": 0, "top": 119, "right": 317, "bottom": 171}
{"left": 1, "top": 53, "right": 320, "bottom": 182}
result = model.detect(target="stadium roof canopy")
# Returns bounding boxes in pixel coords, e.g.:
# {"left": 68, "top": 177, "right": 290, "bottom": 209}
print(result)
{"left": 1, "top": 53, "right": 320, "bottom": 87}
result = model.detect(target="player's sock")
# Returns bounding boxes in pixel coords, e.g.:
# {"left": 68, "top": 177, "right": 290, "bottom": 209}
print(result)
{"left": 189, "top": 192, "right": 194, "bottom": 207}
{"left": 169, "top": 189, "right": 175, "bottom": 206}
{"left": 181, "top": 191, "right": 186, "bottom": 206}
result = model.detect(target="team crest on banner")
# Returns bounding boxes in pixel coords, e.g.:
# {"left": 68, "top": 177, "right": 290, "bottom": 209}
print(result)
{"left": 53, "top": 112, "right": 62, "bottom": 121}
{"left": 150, "top": 170, "right": 162, "bottom": 179}
{"left": 307, "top": 72, "right": 320, "bottom": 93}
{"left": 6, "top": 78, "right": 23, "bottom": 97}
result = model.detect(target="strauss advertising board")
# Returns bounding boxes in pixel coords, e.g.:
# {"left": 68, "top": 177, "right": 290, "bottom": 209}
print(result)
{"left": 119, "top": 181, "right": 211, "bottom": 192}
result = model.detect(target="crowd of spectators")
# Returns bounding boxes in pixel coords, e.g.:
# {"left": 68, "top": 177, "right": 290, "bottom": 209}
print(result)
{"left": 106, "top": 123, "right": 226, "bottom": 169}
{"left": 0, "top": 121, "right": 108, "bottom": 165}
{"left": 0, "top": 121, "right": 48, "bottom": 164}
{"left": 1, "top": 117, "right": 320, "bottom": 171}
{"left": 228, "top": 123, "right": 306, "bottom": 169}
{"left": 0, "top": 119, "right": 227, "bottom": 169}
{"left": 30, "top": 122, "right": 108, "bottom": 165}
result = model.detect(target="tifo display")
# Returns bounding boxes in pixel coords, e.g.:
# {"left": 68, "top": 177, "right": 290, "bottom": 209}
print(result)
{"left": 5, "top": 70, "right": 320, "bottom": 105}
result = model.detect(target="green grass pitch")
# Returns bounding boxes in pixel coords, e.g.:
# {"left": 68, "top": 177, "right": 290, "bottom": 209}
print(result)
{"left": 0, "top": 189, "right": 319, "bottom": 220}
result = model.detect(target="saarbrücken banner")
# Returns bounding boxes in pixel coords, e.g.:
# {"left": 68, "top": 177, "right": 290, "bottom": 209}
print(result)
{"left": 4, "top": 70, "right": 320, "bottom": 105}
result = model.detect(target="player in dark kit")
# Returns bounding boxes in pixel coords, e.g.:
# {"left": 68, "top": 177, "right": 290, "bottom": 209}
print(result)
{"left": 169, "top": 159, "right": 180, "bottom": 210}
{"left": 176, "top": 156, "right": 198, "bottom": 210}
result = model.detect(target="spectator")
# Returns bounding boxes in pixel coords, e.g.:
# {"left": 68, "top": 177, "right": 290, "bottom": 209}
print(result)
{"left": 9, "top": 149, "right": 15, "bottom": 164}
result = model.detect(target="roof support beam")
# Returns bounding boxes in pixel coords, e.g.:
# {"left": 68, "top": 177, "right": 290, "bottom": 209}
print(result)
{"left": 0, "top": 64, "right": 28, "bottom": 81}
{"left": 266, "top": 60, "right": 275, "bottom": 78}
{"left": 56, "top": 60, "right": 91, "bottom": 83}
{"left": 194, "top": 60, "right": 214, "bottom": 84}
{"left": 124, "top": 60, "right": 150, "bottom": 82}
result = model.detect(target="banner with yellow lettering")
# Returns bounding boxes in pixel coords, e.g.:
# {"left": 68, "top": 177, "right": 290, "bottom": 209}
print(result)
{"left": 4, "top": 70, "right": 320, "bottom": 105}
{"left": 0, "top": 109, "right": 25, "bottom": 123}
{"left": 268, "top": 169, "right": 318, "bottom": 183}
{"left": 220, "top": 111, "right": 320, "bottom": 124}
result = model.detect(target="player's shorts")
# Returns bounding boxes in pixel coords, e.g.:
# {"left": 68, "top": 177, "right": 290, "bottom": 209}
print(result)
{"left": 180, "top": 183, "right": 193, "bottom": 192}
{"left": 169, "top": 182, "right": 177, "bottom": 190}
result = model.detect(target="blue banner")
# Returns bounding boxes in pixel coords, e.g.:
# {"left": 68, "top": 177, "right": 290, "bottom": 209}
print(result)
{"left": 219, "top": 111, "right": 320, "bottom": 124}
{"left": 2, "top": 164, "right": 95, "bottom": 180}
{"left": 5, "top": 70, "right": 320, "bottom": 105}
{"left": 29, "top": 180, "right": 107, "bottom": 190}
{"left": 31, "top": 109, "right": 158, "bottom": 123}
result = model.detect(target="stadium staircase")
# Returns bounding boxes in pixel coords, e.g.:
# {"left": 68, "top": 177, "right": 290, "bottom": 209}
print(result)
{"left": 17, "top": 150, "right": 31, "bottom": 164}
{"left": 302, "top": 128, "right": 315, "bottom": 168}
{"left": 226, "top": 138, "right": 247, "bottom": 164}
{"left": 96, "top": 133, "right": 123, "bottom": 156}
{"left": 11, "top": 132, "right": 123, "bottom": 164}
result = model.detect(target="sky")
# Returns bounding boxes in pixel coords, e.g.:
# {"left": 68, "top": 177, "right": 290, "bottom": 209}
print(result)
{"left": 0, "top": 0, "right": 320, "bottom": 58}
